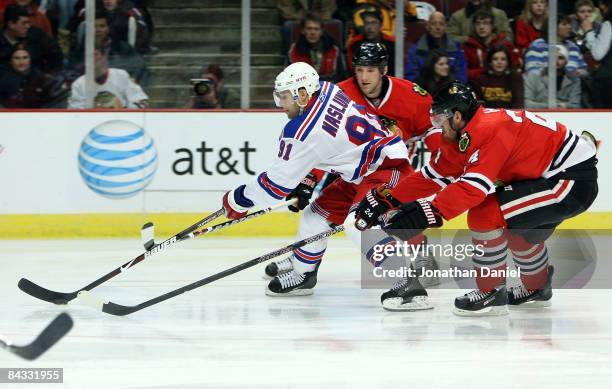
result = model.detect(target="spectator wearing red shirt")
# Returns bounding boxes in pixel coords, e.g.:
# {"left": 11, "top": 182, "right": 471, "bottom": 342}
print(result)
{"left": 0, "top": 0, "right": 11, "bottom": 17}
{"left": 0, "top": 0, "right": 52, "bottom": 37}
{"left": 288, "top": 12, "right": 345, "bottom": 82}
{"left": 463, "top": 9, "right": 520, "bottom": 80}
{"left": 515, "top": 0, "right": 547, "bottom": 54}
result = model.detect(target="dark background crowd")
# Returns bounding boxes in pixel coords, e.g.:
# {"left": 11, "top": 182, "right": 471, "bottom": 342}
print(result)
{"left": 0, "top": 0, "right": 611, "bottom": 109}
{"left": 281, "top": 0, "right": 612, "bottom": 109}
{"left": 0, "top": 0, "right": 152, "bottom": 108}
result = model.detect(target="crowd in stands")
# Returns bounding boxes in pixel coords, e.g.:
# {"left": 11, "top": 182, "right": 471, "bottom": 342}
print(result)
{"left": 1, "top": 0, "right": 611, "bottom": 109}
{"left": 0, "top": 0, "right": 152, "bottom": 108}
{"left": 281, "top": 0, "right": 612, "bottom": 109}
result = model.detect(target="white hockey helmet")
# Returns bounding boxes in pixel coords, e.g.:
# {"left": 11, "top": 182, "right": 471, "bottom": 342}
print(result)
{"left": 273, "top": 62, "right": 320, "bottom": 107}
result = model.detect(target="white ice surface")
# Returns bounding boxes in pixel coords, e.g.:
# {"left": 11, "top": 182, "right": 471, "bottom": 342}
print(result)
{"left": 1, "top": 237, "right": 612, "bottom": 389}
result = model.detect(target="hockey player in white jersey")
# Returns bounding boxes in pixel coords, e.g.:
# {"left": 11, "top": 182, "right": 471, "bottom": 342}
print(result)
{"left": 265, "top": 43, "right": 442, "bottom": 291}
{"left": 222, "top": 62, "right": 431, "bottom": 310}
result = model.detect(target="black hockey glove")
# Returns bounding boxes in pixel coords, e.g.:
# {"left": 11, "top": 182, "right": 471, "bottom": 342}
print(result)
{"left": 354, "top": 186, "right": 401, "bottom": 231}
{"left": 287, "top": 172, "right": 318, "bottom": 212}
{"left": 384, "top": 199, "right": 443, "bottom": 240}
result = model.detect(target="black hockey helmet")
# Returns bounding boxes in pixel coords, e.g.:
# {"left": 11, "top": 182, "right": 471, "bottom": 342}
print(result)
{"left": 430, "top": 81, "right": 481, "bottom": 127}
{"left": 352, "top": 42, "right": 388, "bottom": 71}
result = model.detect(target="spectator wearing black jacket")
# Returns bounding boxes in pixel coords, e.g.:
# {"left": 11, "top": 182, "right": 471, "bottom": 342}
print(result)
{"left": 69, "top": 9, "right": 146, "bottom": 82}
{"left": 415, "top": 49, "right": 455, "bottom": 95}
{"left": 0, "top": 43, "right": 68, "bottom": 108}
{"left": 68, "top": 0, "right": 152, "bottom": 54}
{"left": 0, "top": 4, "right": 63, "bottom": 74}
{"left": 102, "top": 0, "right": 151, "bottom": 53}
{"left": 346, "top": 6, "right": 395, "bottom": 75}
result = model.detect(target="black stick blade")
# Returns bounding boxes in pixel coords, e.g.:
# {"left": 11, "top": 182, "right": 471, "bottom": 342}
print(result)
{"left": 102, "top": 302, "right": 137, "bottom": 316}
{"left": 17, "top": 279, "right": 76, "bottom": 305}
{"left": 9, "top": 313, "right": 73, "bottom": 360}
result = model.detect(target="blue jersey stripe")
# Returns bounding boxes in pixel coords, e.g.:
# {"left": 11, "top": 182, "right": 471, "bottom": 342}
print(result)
{"left": 256, "top": 173, "right": 291, "bottom": 200}
{"left": 351, "top": 139, "right": 377, "bottom": 180}
{"left": 296, "top": 247, "right": 326, "bottom": 257}
{"left": 257, "top": 179, "right": 285, "bottom": 199}
{"left": 371, "top": 136, "right": 401, "bottom": 167}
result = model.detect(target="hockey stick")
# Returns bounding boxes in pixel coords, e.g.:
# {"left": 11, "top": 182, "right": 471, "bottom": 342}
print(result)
{"left": 0, "top": 313, "right": 73, "bottom": 360}
{"left": 78, "top": 224, "right": 345, "bottom": 316}
{"left": 182, "top": 199, "right": 297, "bottom": 240}
{"left": 18, "top": 200, "right": 295, "bottom": 305}
{"left": 18, "top": 209, "right": 225, "bottom": 305}
{"left": 140, "top": 199, "right": 297, "bottom": 250}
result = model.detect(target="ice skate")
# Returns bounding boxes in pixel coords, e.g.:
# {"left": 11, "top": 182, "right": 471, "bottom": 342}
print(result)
{"left": 263, "top": 256, "right": 294, "bottom": 279}
{"left": 266, "top": 269, "right": 317, "bottom": 296}
{"left": 508, "top": 266, "right": 554, "bottom": 308}
{"left": 380, "top": 273, "right": 432, "bottom": 311}
{"left": 454, "top": 286, "right": 509, "bottom": 316}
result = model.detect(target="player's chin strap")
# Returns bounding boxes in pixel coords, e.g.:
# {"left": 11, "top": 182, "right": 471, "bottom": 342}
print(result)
{"left": 296, "top": 91, "right": 320, "bottom": 115}
{"left": 449, "top": 111, "right": 469, "bottom": 138}
{"left": 448, "top": 117, "right": 462, "bottom": 137}
{"left": 296, "top": 96, "right": 310, "bottom": 115}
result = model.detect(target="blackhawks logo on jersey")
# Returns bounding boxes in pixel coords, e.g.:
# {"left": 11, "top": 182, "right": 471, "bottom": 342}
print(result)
{"left": 412, "top": 84, "right": 428, "bottom": 97}
{"left": 380, "top": 116, "right": 401, "bottom": 136}
{"left": 458, "top": 132, "right": 471, "bottom": 153}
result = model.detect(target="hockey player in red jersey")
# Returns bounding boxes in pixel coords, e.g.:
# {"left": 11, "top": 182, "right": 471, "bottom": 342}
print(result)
{"left": 338, "top": 42, "right": 441, "bottom": 164}
{"left": 354, "top": 81, "right": 599, "bottom": 316}
{"left": 338, "top": 42, "right": 442, "bottom": 289}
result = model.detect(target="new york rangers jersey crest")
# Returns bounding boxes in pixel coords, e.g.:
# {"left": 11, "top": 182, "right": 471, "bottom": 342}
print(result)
{"left": 237, "top": 81, "right": 409, "bottom": 208}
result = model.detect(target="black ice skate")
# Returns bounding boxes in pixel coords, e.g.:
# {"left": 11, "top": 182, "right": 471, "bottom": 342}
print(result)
{"left": 454, "top": 285, "right": 509, "bottom": 316}
{"left": 508, "top": 266, "right": 554, "bottom": 308}
{"left": 264, "top": 257, "right": 294, "bottom": 279}
{"left": 266, "top": 269, "right": 317, "bottom": 296}
{"left": 381, "top": 273, "right": 432, "bottom": 311}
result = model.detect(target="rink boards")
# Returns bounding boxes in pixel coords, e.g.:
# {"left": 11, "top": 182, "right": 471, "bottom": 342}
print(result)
{"left": 0, "top": 109, "right": 610, "bottom": 237}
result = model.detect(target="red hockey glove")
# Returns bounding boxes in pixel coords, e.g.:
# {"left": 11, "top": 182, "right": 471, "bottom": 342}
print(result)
{"left": 222, "top": 190, "right": 249, "bottom": 219}
{"left": 354, "top": 186, "right": 401, "bottom": 231}
{"left": 383, "top": 199, "right": 443, "bottom": 240}
{"left": 286, "top": 172, "right": 318, "bottom": 212}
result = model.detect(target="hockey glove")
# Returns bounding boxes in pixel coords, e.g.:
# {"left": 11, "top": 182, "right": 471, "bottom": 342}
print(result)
{"left": 354, "top": 186, "right": 401, "bottom": 231}
{"left": 286, "top": 172, "right": 318, "bottom": 212}
{"left": 384, "top": 199, "right": 443, "bottom": 240}
{"left": 222, "top": 189, "right": 250, "bottom": 219}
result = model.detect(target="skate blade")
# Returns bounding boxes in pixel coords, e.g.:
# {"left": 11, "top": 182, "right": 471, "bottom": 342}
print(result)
{"left": 265, "top": 288, "right": 314, "bottom": 297}
{"left": 382, "top": 296, "right": 433, "bottom": 312}
{"left": 509, "top": 299, "right": 552, "bottom": 309}
{"left": 453, "top": 305, "right": 509, "bottom": 317}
